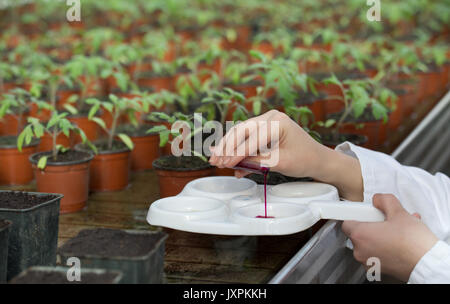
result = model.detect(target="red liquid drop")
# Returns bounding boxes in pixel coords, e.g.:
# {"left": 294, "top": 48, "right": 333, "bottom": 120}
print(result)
{"left": 234, "top": 161, "right": 272, "bottom": 218}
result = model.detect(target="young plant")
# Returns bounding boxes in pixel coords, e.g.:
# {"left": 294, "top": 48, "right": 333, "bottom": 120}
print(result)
{"left": 146, "top": 111, "right": 208, "bottom": 162}
{"left": 85, "top": 94, "right": 137, "bottom": 151}
{"left": 284, "top": 105, "right": 321, "bottom": 143}
{"left": 105, "top": 42, "right": 151, "bottom": 84}
{"left": 220, "top": 51, "right": 253, "bottom": 86}
{"left": 82, "top": 27, "right": 123, "bottom": 55}
{"left": 252, "top": 27, "right": 296, "bottom": 57}
{"left": 26, "top": 56, "right": 73, "bottom": 110}
{"left": 318, "top": 75, "right": 388, "bottom": 141}
{"left": 249, "top": 50, "right": 318, "bottom": 110}
{"left": 17, "top": 112, "right": 94, "bottom": 168}
{"left": 0, "top": 61, "right": 15, "bottom": 94}
{"left": 63, "top": 55, "right": 109, "bottom": 109}
{"left": 199, "top": 87, "right": 248, "bottom": 124}
{"left": 0, "top": 88, "right": 50, "bottom": 135}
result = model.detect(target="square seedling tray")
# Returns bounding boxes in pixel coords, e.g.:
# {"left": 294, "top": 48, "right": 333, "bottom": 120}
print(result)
{"left": 58, "top": 228, "right": 167, "bottom": 284}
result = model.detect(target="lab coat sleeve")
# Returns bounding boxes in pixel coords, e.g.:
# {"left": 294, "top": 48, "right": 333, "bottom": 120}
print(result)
{"left": 335, "top": 142, "right": 450, "bottom": 283}
{"left": 408, "top": 240, "right": 450, "bottom": 284}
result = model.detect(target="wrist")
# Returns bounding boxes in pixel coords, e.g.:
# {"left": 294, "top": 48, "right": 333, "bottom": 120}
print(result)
{"left": 312, "top": 145, "right": 364, "bottom": 201}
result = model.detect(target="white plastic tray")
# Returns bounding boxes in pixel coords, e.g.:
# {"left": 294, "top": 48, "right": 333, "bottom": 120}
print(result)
{"left": 147, "top": 176, "right": 385, "bottom": 236}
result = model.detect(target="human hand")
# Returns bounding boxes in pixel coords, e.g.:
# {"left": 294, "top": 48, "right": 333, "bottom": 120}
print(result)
{"left": 342, "top": 194, "right": 439, "bottom": 282}
{"left": 209, "top": 110, "right": 364, "bottom": 201}
{"left": 209, "top": 110, "right": 326, "bottom": 178}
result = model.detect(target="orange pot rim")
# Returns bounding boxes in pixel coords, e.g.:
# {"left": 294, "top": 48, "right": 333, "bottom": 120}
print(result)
{"left": 29, "top": 150, "right": 94, "bottom": 167}
{"left": 153, "top": 156, "right": 213, "bottom": 173}
{"left": 0, "top": 138, "right": 39, "bottom": 150}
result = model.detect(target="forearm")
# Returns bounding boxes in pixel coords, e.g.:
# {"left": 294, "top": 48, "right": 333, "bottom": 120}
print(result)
{"left": 311, "top": 145, "right": 364, "bottom": 202}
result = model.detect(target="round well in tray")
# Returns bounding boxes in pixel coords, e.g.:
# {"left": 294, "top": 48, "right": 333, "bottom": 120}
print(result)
{"left": 231, "top": 203, "right": 319, "bottom": 235}
{"left": 267, "top": 182, "right": 339, "bottom": 204}
{"left": 150, "top": 196, "right": 228, "bottom": 222}
{"left": 182, "top": 176, "right": 257, "bottom": 200}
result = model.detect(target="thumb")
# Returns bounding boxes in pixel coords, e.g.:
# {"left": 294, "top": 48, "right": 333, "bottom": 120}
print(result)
{"left": 372, "top": 193, "right": 405, "bottom": 219}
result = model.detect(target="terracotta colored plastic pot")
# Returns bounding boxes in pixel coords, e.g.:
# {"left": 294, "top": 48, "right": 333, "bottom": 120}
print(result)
{"left": 306, "top": 99, "right": 327, "bottom": 122}
{"left": 38, "top": 132, "right": 73, "bottom": 152}
{"left": 0, "top": 139, "right": 38, "bottom": 185}
{"left": 56, "top": 87, "right": 79, "bottom": 105}
{"left": 214, "top": 167, "right": 235, "bottom": 176}
{"left": 130, "top": 134, "right": 160, "bottom": 171}
{"left": 28, "top": 103, "right": 52, "bottom": 121}
{"left": 79, "top": 75, "right": 104, "bottom": 97}
{"left": 153, "top": 159, "right": 215, "bottom": 198}
{"left": 418, "top": 70, "right": 443, "bottom": 100}
{"left": 319, "top": 133, "right": 368, "bottom": 150}
{"left": 387, "top": 98, "right": 404, "bottom": 131}
{"left": 228, "top": 83, "right": 259, "bottom": 99}
{"left": 137, "top": 75, "right": 173, "bottom": 92}
{"left": 198, "top": 59, "right": 222, "bottom": 76}
{"left": 144, "top": 121, "right": 172, "bottom": 155}
{"left": 339, "top": 120, "right": 387, "bottom": 150}
{"left": 77, "top": 145, "right": 131, "bottom": 192}
{"left": 315, "top": 82, "right": 344, "bottom": 115}
{"left": 251, "top": 41, "right": 277, "bottom": 58}
{"left": 125, "top": 62, "right": 153, "bottom": 80}
{"left": 164, "top": 41, "right": 177, "bottom": 62}
{"left": 29, "top": 151, "right": 94, "bottom": 213}
{"left": 0, "top": 113, "right": 26, "bottom": 136}
{"left": 68, "top": 116, "right": 99, "bottom": 143}
{"left": 220, "top": 25, "right": 251, "bottom": 51}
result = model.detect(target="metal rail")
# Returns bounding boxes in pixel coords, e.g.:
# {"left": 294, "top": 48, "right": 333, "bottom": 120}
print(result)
{"left": 270, "top": 90, "right": 450, "bottom": 284}
{"left": 392, "top": 91, "right": 450, "bottom": 175}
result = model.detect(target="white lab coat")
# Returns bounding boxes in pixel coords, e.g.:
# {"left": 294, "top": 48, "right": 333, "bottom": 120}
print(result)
{"left": 336, "top": 142, "right": 450, "bottom": 284}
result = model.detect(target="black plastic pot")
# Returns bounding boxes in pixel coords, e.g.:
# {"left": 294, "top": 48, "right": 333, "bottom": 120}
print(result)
{"left": 0, "top": 219, "right": 12, "bottom": 283}
{"left": 58, "top": 229, "right": 167, "bottom": 284}
{"left": 0, "top": 191, "right": 62, "bottom": 281}
{"left": 9, "top": 266, "right": 123, "bottom": 284}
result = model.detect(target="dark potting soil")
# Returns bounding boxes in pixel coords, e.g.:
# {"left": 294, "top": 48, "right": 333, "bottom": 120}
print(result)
{"left": 223, "top": 79, "right": 263, "bottom": 89}
{"left": 77, "top": 140, "right": 129, "bottom": 153}
{"left": 117, "top": 124, "right": 155, "bottom": 137}
{"left": 0, "top": 191, "right": 58, "bottom": 210}
{"left": 328, "top": 106, "right": 389, "bottom": 123}
{"left": 153, "top": 155, "right": 211, "bottom": 171}
{"left": 30, "top": 150, "right": 93, "bottom": 165}
{"left": 320, "top": 133, "right": 368, "bottom": 147}
{"left": 247, "top": 172, "right": 313, "bottom": 185}
{"left": 94, "top": 140, "right": 129, "bottom": 153}
{"left": 11, "top": 269, "right": 120, "bottom": 284}
{"left": 138, "top": 70, "right": 173, "bottom": 79}
{"left": 0, "top": 136, "right": 38, "bottom": 148}
{"left": 268, "top": 91, "right": 327, "bottom": 107}
{"left": 58, "top": 229, "right": 162, "bottom": 258}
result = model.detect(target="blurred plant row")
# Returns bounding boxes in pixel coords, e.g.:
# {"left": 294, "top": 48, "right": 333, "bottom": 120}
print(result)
{"left": 0, "top": 0, "right": 449, "bottom": 205}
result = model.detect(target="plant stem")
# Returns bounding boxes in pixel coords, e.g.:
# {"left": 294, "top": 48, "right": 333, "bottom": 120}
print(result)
{"left": 50, "top": 82, "right": 57, "bottom": 110}
{"left": 17, "top": 105, "right": 23, "bottom": 135}
{"left": 0, "top": 76, "right": 4, "bottom": 94}
{"left": 108, "top": 109, "right": 120, "bottom": 150}
{"left": 133, "top": 59, "right": 142, "bottom": 83}
{"left": 333, "top": 84, "right": 348, "bottom": 142}
{"left": 52, "top": 128, "right": 58, "bottom": 161}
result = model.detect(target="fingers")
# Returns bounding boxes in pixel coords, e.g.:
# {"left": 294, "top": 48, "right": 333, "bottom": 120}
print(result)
{"left": 234, "top": 170, "right": 250, "bottom": 178}
{"left": 341, "top": 220, "right": 360, "bottom": 237}
{"left": 372, "top": 193, "right": 405, "bottom": 219}
{"left": 210, "top": 110, "right": 281, "bottom": 168}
